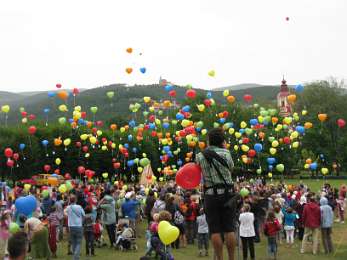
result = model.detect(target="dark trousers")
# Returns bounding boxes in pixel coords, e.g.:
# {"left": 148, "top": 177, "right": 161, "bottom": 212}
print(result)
{"left": 298, "top": 227, "right": 305, "bottom": 241}
{"left": 198, "top": 233, "right": 209, "bottom": 250}
{"left": 84, "top": 230, "right": 94, "bottom": 255}
{"left": 186, "top": 221, "right": 195, "bottom": 244}
{"left": 105, "top": 223, "right": 116, "bottom": 246}
{"left": 241, "top": 236, "right": 255, "bottom": 260}
{"left": 321, "top": 227, "right": 333, "bottom": 254}
{"left": 267, "top": 236, "right": 277, "bottom": 256}
{"left": 254, "top": 218, "right": 260, "bottom": 242}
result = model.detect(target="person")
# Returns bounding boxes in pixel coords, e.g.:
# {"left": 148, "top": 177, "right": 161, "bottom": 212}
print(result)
{"left": 196, "top": 208, "right": 209, "bottom": 257}
{"left": 66, "top": 195, "right": 85, "bottom": 260}
{"left": 0, "top": 210, "right": 11, "bottom": 259}
{"left": 54, "top": 194, "right": 64, "bottom": 241}
{"left": 42, "top": 194, "right": 53, "bottom": 216}
{"left": 282, "top": 207, "right": 298, "bottom": 246}
{"left": 121, "top": 192, "right": 139, "bottom": 236}
{"left": 83, "top": 206, "right": 95, "bottom": 256}
{"left": 300, "top": 194, "right": 321, "bottom": 255}
{"left": 196, "top": 128, "right": 236, "bottom": 260}
{"left": 273, "top": 205, "right": 284, "bottom": 244}
{"left": 295, "top": 196, "right": 306, "bottom": 240}
{"left": 24, "top": 216, "right": 51, "bottom": 259}
{"left": 145, "top": 190, "right": 156, "bottom": 225}
{"left": 7, "top": 231, "right": 28, "bottom": 260}
{"left": 184, "top": 196, "right": 199, "bottom": 245}
{"left": 98, "top": 189, "right": 116, "bottom": 247}
{"left": 239, "top": 204, "right": 255, "bottom": 260}
{"left": 263, "top": 211, "right": 281, "bottom": 260}
{"left": 48, "top": 205, "right": 60, "bottom": 257}
{"left": 320, "top": 196, "right": 334, "bottom": 254}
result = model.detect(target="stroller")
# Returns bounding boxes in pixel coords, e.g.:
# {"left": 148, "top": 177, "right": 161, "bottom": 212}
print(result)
{"left": 115, "top": 218, "right": 138, "bottom": 251}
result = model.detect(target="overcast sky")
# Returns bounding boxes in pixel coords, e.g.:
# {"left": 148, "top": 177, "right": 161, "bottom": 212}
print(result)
{"left": 0, "top": 0, "right": 346, "bottom": 92}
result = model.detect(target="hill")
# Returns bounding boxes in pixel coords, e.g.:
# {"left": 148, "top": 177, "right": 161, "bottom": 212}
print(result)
{"left": 0, "top": 84, "right": 282, "bottom": 125}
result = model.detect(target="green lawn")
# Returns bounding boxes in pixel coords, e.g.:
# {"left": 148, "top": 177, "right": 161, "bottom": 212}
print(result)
{"left": 34, "top": 179, "right": 347, "bottom": 259}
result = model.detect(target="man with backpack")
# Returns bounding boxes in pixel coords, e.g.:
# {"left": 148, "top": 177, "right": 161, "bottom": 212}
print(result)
{"left": 196, "top": 128, "right": 237, "bottom": 260}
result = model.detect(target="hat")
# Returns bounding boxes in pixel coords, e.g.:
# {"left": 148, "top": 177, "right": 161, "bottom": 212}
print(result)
{"left": 125, "top": 192, "right": 132, "bottom": 199}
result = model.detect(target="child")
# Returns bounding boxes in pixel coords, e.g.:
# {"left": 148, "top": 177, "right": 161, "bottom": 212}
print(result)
{"left": 273, "top": 205, "right": 284, "bottom": 244}
{"left": 239, "top": 204, "right": 255, "bottom": 260}
{"left": 336, "top": 196, "right": 345, "bottom": 223}
{"left": 196, "top": 208, "right": 209, "bottom": 257}
{"left": 93, "top": 217, "right": 106, "bottom": 248}
{"left": 0, "top": 210, "right": 11, "bottom": 259}
{"left": 264, "top": 211, "right": 281, "bottom": 260}
{"left": 84, "top": 206, "right": 95, "bottom": 256}
{"left": 48, "top": 205, "right": 59, "bottom": 258}
{"left": 283, "top": 207, "right": 298, "bottom": 246}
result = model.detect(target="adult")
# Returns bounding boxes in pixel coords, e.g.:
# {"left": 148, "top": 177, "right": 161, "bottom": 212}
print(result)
{"left": 98, "top": 189, "right": 116, "bottom": 247}
{"left": 7, "top": 231, "right": 28, "bottom": 260}
{"left": 196, "top": 128, "right": 236, "bottom": 260}
{"left": 144, "top": 190, "right": 156, "bottom": 225}
{"left": 24, "top": 216, "right": 51, "bottom": 259}
{"left": 121, "top": 192, "right": 140, "bottom": 236}
{"left": 301, "top": 194, "right": 321, "bottom": 255}
{"left": 54, "top": 194, "right": 65, "bottom": 241}
{"left": 66, "top": 195, "right": 85, "bottom": 260}
{"left": 320, "top": 196, "right": 334, "bottom": 254}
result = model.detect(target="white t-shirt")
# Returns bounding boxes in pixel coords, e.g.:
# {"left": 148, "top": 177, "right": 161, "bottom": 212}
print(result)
{"left": 239, "top": 212, "right": 255, "bottom": 238}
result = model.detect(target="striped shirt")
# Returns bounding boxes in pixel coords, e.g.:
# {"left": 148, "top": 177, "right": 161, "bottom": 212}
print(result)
{"left": 196, "top": 146, "right": 234, "bottom": 188}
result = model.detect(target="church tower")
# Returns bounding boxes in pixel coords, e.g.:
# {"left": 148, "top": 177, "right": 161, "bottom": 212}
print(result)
{"left": 277, "top": 78, "right": 292, "bottom": 117}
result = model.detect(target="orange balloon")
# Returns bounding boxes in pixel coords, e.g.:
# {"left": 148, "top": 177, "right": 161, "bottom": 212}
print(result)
{"left": 227, "top": 95, "right": 236, "bottom": 103}
{"left": 271, "top": 117, "right": 278, "bottom": 124}
{"left": 165, "top": 132, "right": 171, "bottom": 138}
{"left": 318, "top": 113, "right": 327, "bottom": 122}
{"left": 110, "top": 124, "right": 117, "bottom": 131}
{"left": 125, "top": 68, "right": 133, "bottom": 74}
{"left": 126, "top": 48, "right": 133, "bottom": 53}
{"left": 198, "top": 141, "right": 206, "bottom": 150}
{"left": 86, "top": 121, "right": 93, "bottom": 128}
{"left": 306, "top": 158, "right": 312, "bottom": 164}
{"left": 57, "top": 90, "right": 69, "bottom": 101}
{"left": 157, "top": 132, "right": 163, "bottom": 139}
{"left": 287, "top": 94, "right": 297, "bottom": 104}
{"left": 54, "top": 138, "right": 62, "bottom": 146}
{"left": 304, "top": 122, "right": 313, "bottom": 129}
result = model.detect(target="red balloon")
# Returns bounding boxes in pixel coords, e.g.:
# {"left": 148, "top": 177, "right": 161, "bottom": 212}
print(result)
{"left": 243, "top": 94, "right": 253, "bottom": 103}
{"left": 223, "top": 111, "right": 229, "bottom": 118}
{"left": 113, "top": 162, "right": 121, "bottom": 169}
{"left": 54, "top": 169, "right": 60, "bottom": 174}
{"left": 151, "top": 131, "right": 157, "bottom": 137}
{"left": 242, "top": 137, "right": 250, "bottom": 144}
{"left": 247, "top": 149, "right": 256, "bottom": 158}
{"left": 29, "top": 114, "right": 36, "bottom": 121}
{"left": 56, "top": 83, "right": 62, "bottom": 88}
{"left": 28, "top": 126, "right": 37, "bottom": 135}
{"left": 78, "top": 166, "right": 86, "bottom": 175}
{"left": 13, "top": 153, "right": 19, "bottom": 161}
{"left": 4, "top": 148, "right": 13, "bottom": 158}
{"left": 169, "top": 90, "right": 176, "bottom": 97}
{"left": 186, "top": 89, "right": 197, "bottom": 99}
{"left": 337, "top": 119, "right": 346, "bottom": 128}
{"left": 6, "top": 159, "right": 14, "bottom": 168}
{"left": 72, "top": 88, "right": 79, "bottom": 95}
{"left": 44, "top": 164, "right": 51, "bottom": 173}
{"left": 149, "top": 115, "right": 155, "bottom": 122}
{"left": 75, "top": 141, "right": 82, "bottom": 148}
{"left": 81, "top": 112, "right": 87, "bottom": 119}
{"left": 204, "top": 99, "right": 212, "bottom": 107}
{"left": 283, "top": 136, "right": 291, "bottom": 145}
{"left": 21, "top": 111, "right": 27, "bottom": 117}
{"left": 64, "top": 173, "right": 71, "bottom": 180}
{"left": 175, "top": 163, "right": 202, "bottom": 189}
{"left": 82, "top": 146, "right": 88, "bottom": 153}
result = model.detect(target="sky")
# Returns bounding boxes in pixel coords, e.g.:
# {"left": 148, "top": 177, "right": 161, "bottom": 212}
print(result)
{"left": 0, "top": 0, "right": 346, "bottom": 92}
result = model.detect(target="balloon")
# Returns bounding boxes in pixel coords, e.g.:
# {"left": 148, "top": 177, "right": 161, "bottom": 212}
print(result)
{"left": 158, "top": 221, "right": 180, "bottom": 245}
{"left": 186, "top": 89, "right": 196, "bottom": 99}
{"left": 254, "top": 143, "right": 263, "bottom": 152}
{"left": 15, "top": 195, "right": 37, "bottom": 216}
{"left": 58, "top": 184, "right": 67, "bottom": 193}
{"left": 56, "top": 83, "right": 62, "bottom": 88}
{"left": 243, "top": 94, "right": 253, "bottom": 103}
{"left": 287, "top": 94, "right": 296, "bottom": 104}
{"left": 72, "top": 88, "right": 79, "bottom": 95}
{"left": 126, "top": 68, "right": 133, "bottom": 74}
{"left": 44, "top": 164, "right": 51, "bottom": 173}
{"left": 13, "top": 153, "right": 19, "bottom": 160}
{"left": 267, "top": 157, "right": 276, "bottom": 165}
{"left": 57, "top": 90, "right": 69, "bottom": 101}
{"left": 140, "top": 158, "right": 150, "bottom": 167}
{"left": 318, "top": 113, "right": 327, "bottom": 122}
{"left": 9, "top": 222, "right": 20, "bottom": 234}
{"left": 208, "top": 70, "right": 215, "bottom": 77}
{"left": 126, "top": 47, "right": 133, "bottom": 53}
{"left": 321, "top": 168, "right": 329, "bottom": 175}
{"left": 19, "top": 143, "right": 26, "bottom": 150}
{"left": 6, "top": 160, "right": 14, "bottom": 167}
{"left": 90, "top": 107, "right": 98, "bottom": 114}
{"left": 63, "top": 138, "right": 71, "bottom": 146}
{"left": 176, "top": 163, "right": 201, "bottom": 189}
{"left": 296, "top": 126, "right": 305, "bottom": 134}
{"left": 28, "top": 126, "right": 37, "bottom": 135}
{"left": 24, "top": 184, "right": 31, "bottom": 191}
{"left": 271, "top": 140, "right": 279, "bottom": 148}
{"left": 55, "top": 158, "right": 61, "bottom": 165}
{"left": 276, "top": 164, "right": 285, "bottom": 172}
{"left": 58, "top": 104, "right": 68, "bottom": 112}
{"left": 337, "top": 119, "right": 346, "bottom": 128}
{"left": 4, "top": 148, "right": 13, "bottom": 158}
{"left": 227, "top": 95, "right": 235, "bottom": 103}
{"left": 295, "top": 84, "right": 304, "bottom": 93}
{"left": 240, "top": 188, "right": 249, "bottom": 197}
{"left": 1, "top": 105, "right": 10, "bottom": 113}
{"left": 106, "top": 91, "right": 115, "bottom": 99}
{"left": 140, "top": 67, "right": 146, "bottom": 74}
{"left": 42, "top": 189, "right": 49, "bottom": 198}
{"left": 58, "top": 117, "right": 66, "bottom": 125}
{"left": 310, "top": 162, "right": 318, "bottom": 170}
{"left": 41, "top": 140, "right": 49, "bottom": 146}
{"left": 78, "top": 166, "right": 85, "bottom": 175}
{"left": 102, "top": 172, "right": 108, "bottom": 179}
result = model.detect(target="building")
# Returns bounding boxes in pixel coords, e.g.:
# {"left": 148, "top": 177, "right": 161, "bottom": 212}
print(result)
{"left": 277, "top": 78, "right": 292, "bottom": 117}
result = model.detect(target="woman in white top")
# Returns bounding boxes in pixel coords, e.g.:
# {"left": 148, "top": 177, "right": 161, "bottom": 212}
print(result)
{"left": 239, "top": 204, "right": 255, "bottom": 260}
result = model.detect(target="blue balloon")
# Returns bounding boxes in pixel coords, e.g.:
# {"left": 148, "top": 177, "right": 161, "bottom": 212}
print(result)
{"left": 132, "top": 147, "right": 137, "bottom": 153}
{"left": 182, "top": 105, "right": 190, "bottom": 112}
{"left": 254, "top": 143, "right": 263, "bottom": 152}
{"left": 295, "top": 84, "right": 304, "bottom": 93}
{"left": 206, "top": 92, "right": 212, "bottom": 98}
{"left": 78, "top": 118, "right": 84, "bottom": 125}
{"left": 295, "top": 126, "right": 305, "bottom": 134}
{"left": 128, "top": 135, "right": 133, "bottom": 141}
{"left": 124, "top": 143, "right": 129, "bottom": 149}
{"left": 127, "top": 160, "right": 134, "bottom": 167}
{"left": 167, "top": 151, "right": 173, "bottom": 157}
{"left": 164, "top": 84, "right": 173, "bottom": 92}
{"left": 19, "top": 143, "right": 26, "bottom": 150}
{"left": 43, "top": 108, "right": 50, "bottom": 114}
{"left": 129, "top": 120, "right": 136, "bottom": 128}
{"left": 319, "top": 154, "right": 324, "bottom": 159}
{"left": 15, "top": 195, "right": 37, "bottom": 216}
{"left": 177, "top": 159, "right": 183, "bottom": 166}
{"left": 310, "top": 162, "right": 318, "bottom": 170}
{"left": 239, "top": 129, "right": 245, "bottom": 134}
{"left": 47, "top": 91, "right": 56, "bottom": 98}
{"left": 51, "top": 174, "right": 58, "bottom": 177}
{"left": 267, "top": 157, "right": 276, "bottom": 165}
{"left": 140, "top": 67, "right": 146, "bottom": 74}
{"left": 250, "top": 119, "right": 258, "bottom": 126}
{"left": 41, "top": 140, "right": 49, "bottom": 146}
{"left": 219, "top": 118, "right": 226, "bottom": 124}
{"left": 163, "top": 146, "right": 171, "bottom": 153}
{"left": 163, "top": 122, "right": 170, "bottom": 129}
{"left": 176, "top": 113, "right": 184, "bottom": 120}
{"left": 68, "top": 118, "right": 74, "bottom": 123}
{"left": 268, "top": 165, "right": 273, "bottom": 171}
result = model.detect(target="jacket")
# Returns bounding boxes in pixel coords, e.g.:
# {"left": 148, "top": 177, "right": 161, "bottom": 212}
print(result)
{"left": 320, "top": 197, "right": 333, "bottom": 228}
{"left": 121, "top": 199, "right": 139, "bottom": 221}
{"left": 303, "top": 201, "right": 321, "bottom": 228}
{"left": 100, "top": 195, "right": 116, "bottom": 225}
{"left": 264, "top": 219, "right": 281, "bottom": 237}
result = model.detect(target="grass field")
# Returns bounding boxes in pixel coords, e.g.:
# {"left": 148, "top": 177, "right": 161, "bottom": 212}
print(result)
{"left": 34, "top": 179, "right": 347, "bottom": 259}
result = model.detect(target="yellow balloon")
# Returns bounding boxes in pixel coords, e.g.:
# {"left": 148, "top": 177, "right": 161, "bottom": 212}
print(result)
{"left": 22, "top": 118, "right": 28, "bottom": 124}
{"left": 96, "top": 130, "right": 102, "bottom": 136}
{"left": 269, "top": 148, "right": 277, "bottom": 155}
{"left": 272, "top": 140, "right": 279, "bottom": 148}
{"left": 143, "top": 96, "right": 151, "bottom": 103}
{"left": 1, "top": 105, "right": 10, "bottom": 113}
{"left": 89, "top": 136, "right": 97, "bottom": 144}
{"left": 223, "top": 90, "right": 229, "bottom": 97}
{"left": 197, "top": 104, "right": 205, "bottom": 112}
{"left": 241, "top": 145, "right": 249, "bottom": 152}
{"left": 58, "top": 184, "right": 67, "bottom": 193}
{"left": 24, "top": 184, "right": 31, "bottom": 191}
{"left": 158, "top": 221, "right": 180, "bottom": 245}
{"left": 58, "top": 104, "right": 68, "bottom": 112}
{"left": 240, "top": 121, "right": 247, "bottom": 129}
{"left": 321, "top": 168, "right": 329, "bottom": 175}
{"left": 120, "top": 127, "right": 125, "bottom": 133}
{"left": 101, "top": 145, "right": 107, "bottom": 151}
{"left": 268, "top": 172, "right": 273, "bottom": 178}
{"left": 292, "top": 141, "right": 299, "bottom": 148}
{"left": 55, "top": 158, "right": 61, "bottom": 165}
{"left": 201, "top": 129, "right": 207, "bottom": 135}
{"left": 304, "top": 163, "right": 310, "bottom": 169}
{"left": 302, "top": 110, "right": 308, "bottom": 115}
{"left": 235, "top": 132, "right": 242, "bottom": 139}
{"left": 63, "top": 138, "right": 71, "bottom": 146}
{"left": 233, "top": 145, "right": 239, "bottom": 151}
{"left": 228, "top": 128, "right": 235, "bottom": 135}
{"left": 74, "top": 106, "right": 82, "bottom": 112}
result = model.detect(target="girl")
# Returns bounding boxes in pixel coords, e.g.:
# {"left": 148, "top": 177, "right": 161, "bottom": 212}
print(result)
{"left": 239, "top": 204, "right": 255, "bottom": 260}
{"left": 0, "top": 210, "right": 11, "bottom": 259}
{"left": 264, "top": 211, "right": 281, "bottom": 260}
{"left": 273, "top": 205, "right": 284, "bottom": 244}
{"left": 84, "top": 206, "right": 95, "bottom": 256}
{"left": 48, "top": 206, "right": 59, "bottom": 258}
{"left": 283, "top": 207, "right": 298, "bottom": 246}
{"left": 196, "top": 208, "right": 209, "bottom": 257}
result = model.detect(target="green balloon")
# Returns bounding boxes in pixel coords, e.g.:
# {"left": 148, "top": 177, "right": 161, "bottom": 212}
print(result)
{"left": 42, "top": 189, "right": 49, "bottom": 198}
{"left": 106, "top": 91, "right": 115, "bottom": 99}
{"left": 58, "top": 117, "right": 66, "bottom": 125}
{"left": 9, "top": 222, "right": 20, "bottom": 234}
{"left": 276, "top": 164, "right": 285, "bottom": 173}
{"left": 140, "top": 158, "right": 150, "bottom": 167}
{"left": 240, "top": 188, "right": 250, "bottom": 197}
{"left": 90, "top": 106, "right": 98, "bottom": 114}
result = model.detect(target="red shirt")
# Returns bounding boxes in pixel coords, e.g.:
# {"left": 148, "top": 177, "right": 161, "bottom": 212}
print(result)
{"left": 264, "top": 219, "right": 281, "bottom": 237}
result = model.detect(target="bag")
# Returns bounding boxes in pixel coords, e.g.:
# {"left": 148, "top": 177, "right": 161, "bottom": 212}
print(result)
{"left": 174, "top": 210, "right": 184, "bottom": 225}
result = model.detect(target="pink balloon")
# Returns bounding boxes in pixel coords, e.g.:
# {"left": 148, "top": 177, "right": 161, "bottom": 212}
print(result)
{"left": 44, "top": 164, "right": 51, "bottom": 173}
{"left": 6, "top": 159, "right": 14, "bottom": 168}
{"left": 176, "top": 163, "right": 202, "bottom": 189}
{"left": 56, "top": 83, "right": 62, "bottom": 89}
{"left": 337, "top": 119, "right": 346, "bottom": 128}
{"left": 13, "top": 153, "right": 19, "bottom": 161}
